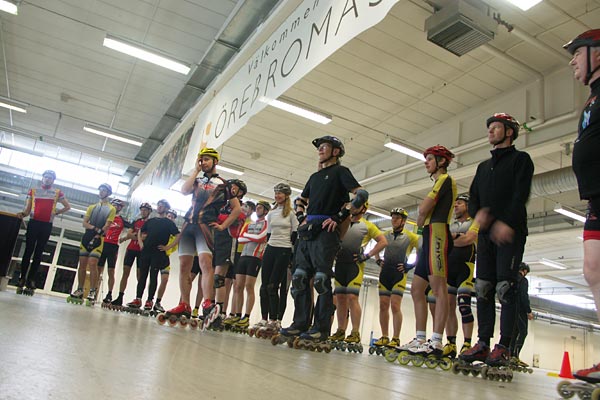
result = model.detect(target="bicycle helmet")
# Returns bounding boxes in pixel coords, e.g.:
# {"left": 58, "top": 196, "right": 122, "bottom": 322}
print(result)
{"left": 423, "top": 145, "right": 454, "bottom": 163}
{"left": 167, "top": 209, "right": 177, "bottom": 218}
{"left": 390, "top": 207, "right": 408, "bottom": 218}
{"left": 139, "top": 202, "right": 153, "bottom": 211}
{"left": 519, "top": 262, "right": 530, "bottom": 273}
{"left": 110, "top": 199, "right": 124, "bottom": 208}
{"left": 98, "top": 183, "right": 113, "bottom": 195}
{"left": 228, "top": 179, "right": 247, "bottom": 197}
{"left": 564, "top": 29, "right": 600, "bottom": 85}
{"left": 42, "top": 170, "right": 56, "bottom": 180}
{"left": 273, "top": 182, "right": 292, "bottom": 196}
{"left": 157, "top": 199, "right": 171, "bottom": 209}
{"left": 456, "top": 194, "right": 470, "bottom": 203}
{"left": 486, "top": 113, "right": 521, "bottom": 140}
{"left": 257, "top": 200, "right": 272, "bottom": 212}
{"left": 312, "top": 135, "right": 345, "bottom": 157}
{"left": 198, "top": 147, "right": 220, "bottom": 161}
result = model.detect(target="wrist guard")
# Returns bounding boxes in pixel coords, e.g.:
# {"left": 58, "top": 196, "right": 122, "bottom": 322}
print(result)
{"left": 356, "top": 253, "right": 370, "bottom": 263}
{"left": 417, "top": 227, "right": 423, "bottom": 235}
{"left": 376, "top": 259, "right": 383, "bottom": 267}
{"left": 296, "top": 211, "right": 306, "bottom": 224}
{"left": 331, "top": 207, "right": 351, "bottom": 224}
{"left": 351, "top": 189, "right": 369, "bottom": 209}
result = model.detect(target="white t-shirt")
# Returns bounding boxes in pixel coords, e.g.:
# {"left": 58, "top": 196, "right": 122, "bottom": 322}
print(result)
{"left": 266, "top": 205, "right": 298, "bottom": 248}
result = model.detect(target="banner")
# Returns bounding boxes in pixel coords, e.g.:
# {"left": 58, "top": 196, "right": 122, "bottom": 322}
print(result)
{"left": 183, "top": 0, "right": 399, "bottom": 173}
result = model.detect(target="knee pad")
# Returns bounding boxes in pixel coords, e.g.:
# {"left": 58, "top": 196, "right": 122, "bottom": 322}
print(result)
{"left": 291, "top": 268, "right": 308, "bottom": 293}
{"left": 475, "top": 278, "right": 494, "bottom": 304}
{"left": 314, "top": 271, "right": 330, "bottom": 294}
{"left": 496, "top": 280, "right": 515, "bottom": 306}
{"left": 213, "top": 274, "right": 225, "bottom": 289}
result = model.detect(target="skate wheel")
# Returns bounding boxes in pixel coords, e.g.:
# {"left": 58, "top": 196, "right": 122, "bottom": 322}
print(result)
{"left": 287, "top": 339, "right": 294, "bottom": 348}
{"left": 324, "top": 346, "right": 331, "bottom": 354}
{"left": 412, "top": 357, "right": 424, "bottom": 367}
{"left": 270, "top": 335, "right": 279, "bottom": 346}
{"left": 368, "top": 347, "right": 375, "bottom": 355}
{"left": 190, "top": 319, "right": 198, "bottom": 330}
{"left": 424, "top": 356, "right": 437, "bottom": 369}
{"left": 293, "top": 337, "right": 301, "bottom": 349}
{"left": 480, "top": 366, "right": 489, "bottom": 380}
{"left": 180, "top": 316, "right": 189, "bottom": 328}
{"left": 439, "top": 358, "right": 453, "bottom": 371}
{"left": 471, "top": 370, "right": 480, "bottom": 377}
{"left": 316, "top": 346, "right": 323, "bottom": 353}
{"left": 451, "top": 362, "right": 461, "bottom": 375}
{"left": 168, "top": 316, "right": 178, "bottom": 327}
{"left": 358, "top": 346, "right": 363, "bottom": 354}
{"left": 384, "top": 349, "right": 398, "bottom": 363}
{"left": 157, "top": 313, "right": 166, "bottom": 325}
{"left": 591, "top": 388, "right": 600, "bottom": 400}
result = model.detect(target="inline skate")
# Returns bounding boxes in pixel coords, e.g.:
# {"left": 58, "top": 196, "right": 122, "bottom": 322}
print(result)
{"left": 124, "top": 298, "right": 143, "bottom": 315}
{"left": 248, "top": 319, "right": 267, "bottom": 337}
{"left": 109, "top": 295, "right": 124, "bottom": 311}
{"left": 202, "top": 303, "right": 221, "bottom": 331}
{"left": 231, "top": 316, "right": 250, "bottom": 334}
{"left": 344, "top": 331, "right": 363, "bottom": 353}
{"left": 67, "top": 288, "right": 85, "bottom": 305}
{"left": 558, "top": 364, "right": 600, "bottom": 400}
{"left": 271, "top": 326, "right": 302, "bottom": 348}
{"left": 369, "top": 336, "right": 398, "bottom": 355}
{"left": 157, "top": 302, "right": 192, "bottom": 328}
{"left": 222, "top": 315, "right": 240, "bottom": 331}
{"left": 384, "top": 337, "right": 423, "bottom": 363}
{"left": 328, "top": 329, "right": 346, "bottom": 351}
{"left": 101, "top": 293, "right": 112, "bottom": 308}
{"left": 85, "top": 288, "right": 97, "bottom": 307}
{"left": 293, "top": 329, "right": 332, "bottom": 353}
{"left": 454, "top": 342, "right": 513, "bottom": 381}
{"left": 443, "top": 342, "right": 457, "bottom": 359}
{"left": 509, "top": 357, "right": 533, "bottom": 374}
{"left": 256, "top": 320, "right": 280, "bottom": 339}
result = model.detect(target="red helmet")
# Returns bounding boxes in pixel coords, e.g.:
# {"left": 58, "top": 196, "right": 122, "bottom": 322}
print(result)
{"left": 486, "top": 113, "right": 520, "bottom": 140}
{"left": 423, "top": 145, "right": 454, "bottom": 162}
{"left": 563, "top": 29, "right": 600, "bottom": 55}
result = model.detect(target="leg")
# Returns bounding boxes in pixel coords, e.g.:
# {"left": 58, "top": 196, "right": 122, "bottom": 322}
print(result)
{"left": 88, "top": 257, "right": 100, "bottom": 291}
{"left": 157, "top": 270, "right": 169, "bottom": 299}
{"left": 411, "top": 275, "right": 429, "bottom": 333}
{"left": 348, "top": 293, "right": 362, "bottom": 333}
{"left": 583, "top": 239, "right": 600, "bottom": 323}
{"left": 77, "top": 256, "right": 89, "bottom": 289}
{"left": 390, "top": 294, "right": 403, "bottom": 339}
{"left": 379, "top": 295, "right": 391, "bottom": 337}
{"left": 244, "top": 276, "right": 258, "bottom": 316}
{"left": 19, "top": 222, "right": 38, "bottom": 282}
{"left": 260, "top": 248, "right": 275, "bottom": 320}
{"left": 335, "top": 293, "right": 349, "bottom": 331}
{"left": 119, "top": 265, "right": 132, "bottom": 293}
{"left": 233, "top": 274, "right": 246, "bottom": 315}
{"left": 27, "top": 221, "right": 52, "bottom": 285}
{"left": 178, "top": 255, "right": 194, "bottom": 304}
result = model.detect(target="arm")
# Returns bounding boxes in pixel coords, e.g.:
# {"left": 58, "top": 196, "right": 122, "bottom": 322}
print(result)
{"left": 181, "top": 156, "right": 202, "bottom": 195}
{"left": 417, "top": 197, "right": 436, "bottom": 228}
{"left": 241, "top": 221, "right": 269, "bottom": 242}
{"left": 452, "top": 221, "right": 479, "bottom": 247}
{"left": 17, "top": 198, "right": 32, "bottom": 219}
{"left": 55, "top": 196, "right": 71, "bottom": 216}
{"left": 368, "top": 234, "right": 388, "bottom": 258}
{"left": 211, "top": 197, "right": 242, "bottom": 231}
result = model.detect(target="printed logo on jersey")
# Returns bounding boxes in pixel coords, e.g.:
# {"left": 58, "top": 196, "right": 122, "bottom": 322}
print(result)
{"left": 582, "top": 110, "right": 591, "bottom": 130}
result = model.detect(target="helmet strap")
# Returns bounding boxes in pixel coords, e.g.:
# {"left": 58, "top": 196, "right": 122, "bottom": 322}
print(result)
{"left": 585, "top": 47, "right": 600, "bottom": 85}
{"left": 41, "top": 184, "right": 51, "bottom": 189}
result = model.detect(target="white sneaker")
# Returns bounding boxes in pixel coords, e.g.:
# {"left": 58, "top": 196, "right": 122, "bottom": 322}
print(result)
{"left": 413, "top": 339, "right": 443, "bottom": 355}
{"left": 398, "top": 338, "right": 425, "bottom": 351}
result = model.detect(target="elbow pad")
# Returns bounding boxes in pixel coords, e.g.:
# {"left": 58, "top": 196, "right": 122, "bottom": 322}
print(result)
{"left": 351, "top": 189, "right": 369, "bottom": 209}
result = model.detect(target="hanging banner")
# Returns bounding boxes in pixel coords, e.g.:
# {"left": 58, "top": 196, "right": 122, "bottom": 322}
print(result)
{"left": 182, "top": 0, "right": 399, "bottom": 173}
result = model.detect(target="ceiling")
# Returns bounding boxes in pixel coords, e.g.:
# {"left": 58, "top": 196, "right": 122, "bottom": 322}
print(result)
{"left": 0, "top": 0, "right": 598, "bottom": 318}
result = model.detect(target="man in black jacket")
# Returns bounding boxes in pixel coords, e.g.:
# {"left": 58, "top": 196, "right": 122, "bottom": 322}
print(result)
{"left": 510, "top": 262, "right": 533, "bottom": 366}
{"left": 459, "top": 113, "right": 534, "bottom": 367}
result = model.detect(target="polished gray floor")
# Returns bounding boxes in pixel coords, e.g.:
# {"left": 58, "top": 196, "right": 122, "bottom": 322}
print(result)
{"left": 0, "top": 291, "right": 568, "bottom": 400}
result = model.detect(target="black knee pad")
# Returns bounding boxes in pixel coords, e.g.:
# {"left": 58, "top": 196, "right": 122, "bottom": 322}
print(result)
{"left": 496, "top": 280, "right": 516, "bottom": 306}
{"left": 214, "top": 274, "right": 225, "bottom": 289}
{"left": 475, "top": 278, "right": 494, "bottom": 304}
{"left": 314, "top": 272, "right": 329, "bottom": 294}
{"left": 291, "top": 268, "right": 307, "bottom": 297}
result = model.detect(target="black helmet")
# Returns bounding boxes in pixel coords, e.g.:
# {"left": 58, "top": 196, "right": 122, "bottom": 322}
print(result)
{"left": 456, "top": 194, "right": 470, "bottom": 203}
{"left": 273, "top": 182, "right": 292, "bottom": 196}
{"left": 139, "top": 202, "right": 153, "bottom": 211}
{"left": 228, "top": 179, "right": 247, "bottom": 197}
{"left": 519, "top": 262, "right": 530, "bottom": 273}
{"left": 244, "top": 200, "right": 256, "bottom": 211}
{"left": 110, "top": 198, "right": 124, "bottom": 208}
{"left": 157, "top": 199, "right": 171, "bottom": 209}
{"left": 257, "top": 200, "right": 272, "bottom": 212}
{"left": 390, "top": 207, "right": 408, "bottom": 218}
{"left": 487, "top": 113, "right": 520, "bottom": 141}
{"left": 98, "top": 183, "right": 113, "bottom": 195}
{"left": 42, "top": 170, "right": 56, "bottom": 180}
{"left": 312, "top": 135, "right": 345, "bottom": 157}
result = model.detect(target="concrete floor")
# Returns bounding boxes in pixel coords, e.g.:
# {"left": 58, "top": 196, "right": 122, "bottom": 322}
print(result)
{"left": 0, "top": 291, "right": 570, "bottom": 400}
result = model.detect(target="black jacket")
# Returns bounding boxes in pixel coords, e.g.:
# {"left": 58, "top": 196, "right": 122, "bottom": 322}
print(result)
{"left": 517, "top": 275, "right": 532, "bottom": 314}
{"left": 469, "top": 146, "right": 534, "bottom": 236}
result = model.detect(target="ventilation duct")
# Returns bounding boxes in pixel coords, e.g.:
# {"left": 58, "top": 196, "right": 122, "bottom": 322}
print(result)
{"left": 425, "top": 0, "right": 496, "bottom": 56}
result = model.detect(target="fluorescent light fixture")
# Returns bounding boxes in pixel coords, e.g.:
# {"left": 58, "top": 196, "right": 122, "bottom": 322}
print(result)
{"left": 0, "top": 0, "right": 18, "bottom": 15}
{"left": 554, "top": 203, "right": 586, "bottom": 223}
{"left": 539, "top": 258, "right": 568, "bottom": 270}
{"left": 366, "top": 209, "right": 392, "bottom": 220}
{"left": 83, "top": 123, "right": 143, "bottom": 147}
{"left": 384, "top": 137, "right": 424, "bottom": 161}
{"left": 505, "top": 0, "right": 543, "bottom": 11}
{"left": 68, "top": 208, "right": 88, "bottom": 214}
{"left": 260, "top": 96, "right": 332, "bottom": 125}
{"left": 290, "top": 186, "right": 303, "bottom": 193}
{"left": 0, "top": 189, "right": 19, "bottom": 197}
{"left": 0, "top": 95, "right": 28, "bottom": 113}
{"left": 217, "top": 165, "right": 244, "bottom": 176}
{"left": 103, "top": 34, "right": 191, "bottom": 75}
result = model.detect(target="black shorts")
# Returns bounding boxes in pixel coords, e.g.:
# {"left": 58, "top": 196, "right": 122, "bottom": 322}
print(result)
{"left": 139, "top": 251, "right": 170, "bottom": 271}
{"left": 378, "top": 267, "right": 406, "bottom": 296}
{"left": 334, "top": 261, "right": 362, "bottom": 295}
{"left": 124, "top": 249, "right": 141, "bottom": 267}
{"left": 447, "top": 245, "right": 475, "bottom": 293}
{"left": 98, "top": 243, "right": 119, "bottom": 269}
{"left": 191, "top": 256, "right": 202, "bottom": 275}
{"left": 235, "top": 256, "right": 261, "bottom": 277}
{"left": 415, "top": 223, "right": 452, "bottom": 280}
{"left": 213, "top": 230, "right": 233, "bottom": 268}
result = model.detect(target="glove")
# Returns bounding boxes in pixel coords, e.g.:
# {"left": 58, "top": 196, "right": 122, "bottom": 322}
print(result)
{"left": 376, "top": 259, "right": 384, "bottom": 267}
{"left": 296, "top": 211, "right": 306, "bottom": 224}
{"left": 86, "top": 235, "right": 102, "bottom": 252}
{"left": 417, "top": 227, "right": 423, "bottom": 235}
{"left": 331, "top": 207, "right": 350, "bottom": 224}
{"left": 355, "top": 253, "right": 370, "bottom": 263}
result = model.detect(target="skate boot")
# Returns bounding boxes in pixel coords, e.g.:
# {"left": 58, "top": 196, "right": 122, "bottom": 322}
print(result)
{"left": 157, "top": 302, "right": 192, "bottom": 327}
{"left": 389, "top": 337, "right": 400, "bottom": 348}
{"left": 510, "top": 357, "right": 533, "bottom": 374}
{"left": 328, "top": 329, "right": 346, "bottom": 350}
{"left": 232, "top": 316, "right": 250, "bottom": 333}
{"left": 344, "top": 331, "right": 363, "bottom": 353}
{"left": 153, "top": 301, "right": 165, "bottom": 313}
{"left": 67, "top": 288, "right": 84, "bottom": 305}
{"left": 222, "top": 315, "right": 240, "bottom": 331}
{"left": 126, "top": 298, "right": 142, "bottom": 313}
{"left": 144, "top": 300, "right": 153, "bottom": 310}
{"left": 257, "top": 320, "right": 280, "bottom": 339}
{"left": 202, "top": 303, "right": 222, "bottom": 331}
{"left": 385, "top": 338, "right": 424, "bottom": 363}
{"left": 485, "top": 344, "right": 510, "bottom": 367}
{"left": 248, "top": 319, "right": 267, "bottom": 337}
{"left": 110, "top": 295, "right": 123, "bottom": 311}
{"left": 294, "top": 328, "right": 332, "bottom": 353}
{"left": 442, "top": 342, "right": 457, "bottom": 359}
{"left": 85, "top": 288, "right": 97, "bottom": 306}
{"left": 454, "top": 341, "right": 494, "bottom": 379}
{"left": 16, "top": 279, "right": 25, "bottom": 295}
{"left": 207, "top": 313, "right": 225, "bottom": 331}
{"left": 458, "top": 341, "right": 489, "bottom": 363}
{"left": 460, "top": 341, "right": 472, "bottom": 354}
{"left": 271, "top": 325, "right": 303, "bottom": 347}
{"left": 101, "top": 293, "right": 112, "bottom": 308}
{"left": 370, "top": 336, "right": 389, "bottom": 355}
{"left": 24, "top": 281, "right": 36, "bottom": 296}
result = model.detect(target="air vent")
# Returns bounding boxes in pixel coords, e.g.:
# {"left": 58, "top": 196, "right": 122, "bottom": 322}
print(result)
{"left": 425, "top": 0, "right": 496, "bottom": 56}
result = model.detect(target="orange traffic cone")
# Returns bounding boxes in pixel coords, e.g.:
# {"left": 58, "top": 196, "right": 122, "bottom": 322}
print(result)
{"left": 559, "top": 351, "right": 575, "bottom": 379}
